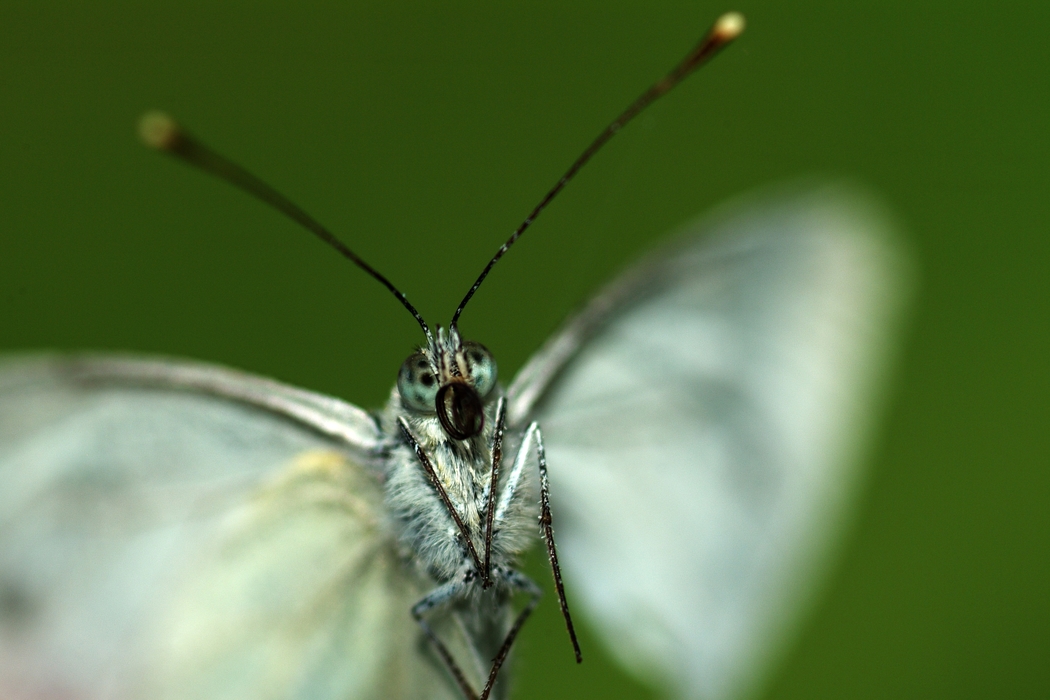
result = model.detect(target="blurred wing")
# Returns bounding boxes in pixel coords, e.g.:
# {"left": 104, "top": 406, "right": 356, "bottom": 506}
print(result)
{"left": 0, "top": 356, "right": 459, "bottom": 700}
{"left": 508, "top": 184, "right": 910, "bottom": 700}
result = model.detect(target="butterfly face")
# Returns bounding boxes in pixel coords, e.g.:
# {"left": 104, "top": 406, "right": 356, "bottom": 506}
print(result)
{"left": 397, "top": 330, "right": 499, "bottom": 440}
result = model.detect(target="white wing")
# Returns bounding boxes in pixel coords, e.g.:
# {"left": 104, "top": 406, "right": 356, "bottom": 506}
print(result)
{"left": 508, "top": 184, "right": 910, "bottom": 700}
{"left": 0, "top": 356, "right": 462, "bottom": 700}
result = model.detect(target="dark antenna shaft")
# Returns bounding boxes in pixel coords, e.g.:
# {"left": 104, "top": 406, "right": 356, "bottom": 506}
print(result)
{"left": 450, "top": 11, "right": 745, "bottom": 330}
{"left": 138, "top": 112, "right": 435, "bottom": 348}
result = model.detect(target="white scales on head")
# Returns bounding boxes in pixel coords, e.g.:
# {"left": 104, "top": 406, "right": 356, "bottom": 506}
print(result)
{"left": 0, "top": 10, "right": 910, "bottom": 700}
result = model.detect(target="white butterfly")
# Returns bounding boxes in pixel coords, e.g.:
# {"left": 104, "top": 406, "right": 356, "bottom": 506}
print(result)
{"left": 0, "top": 13, "right": 909, "bottom": 700}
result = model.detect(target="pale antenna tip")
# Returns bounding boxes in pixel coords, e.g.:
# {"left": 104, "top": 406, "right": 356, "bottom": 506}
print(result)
{"left": 138, "top": 111, "right": 181, "bottom": 150}
{"left": 713, "top": 12, "right": 746, "bottom": 40}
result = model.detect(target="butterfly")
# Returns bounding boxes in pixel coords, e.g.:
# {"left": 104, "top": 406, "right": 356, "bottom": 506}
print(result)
{"left": 0, "top": 12, "right": 908, "bottom": 700}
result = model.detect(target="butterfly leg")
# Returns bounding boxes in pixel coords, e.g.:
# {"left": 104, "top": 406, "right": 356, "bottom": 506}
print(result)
{"left": 490, "top": 421, "right": 537, "bottom": 525}
{"left": 492, "top": 424, "right": 583, "bottom": 664}
{"left": 481, "top": 398, "right": 507, "bottom": 587}
{"left": 532, "top": 424, "right": 583, "bottom": 663}
{"left": 475, "top": 567, "right": 543, "bottom": 700}
{"left": 411, "top": 576, "right": 479, "bottom": 700}
{"left": 412, "top": 567, "right": 539, "bottom": 700}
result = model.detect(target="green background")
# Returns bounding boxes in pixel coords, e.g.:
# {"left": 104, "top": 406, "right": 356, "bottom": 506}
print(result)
{"left": 1, "top": 2, "right": 1047, "bottom": 698}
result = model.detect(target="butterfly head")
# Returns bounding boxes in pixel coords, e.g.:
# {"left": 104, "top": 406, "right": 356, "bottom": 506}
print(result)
{"left": 397, "top": 326, "right": 498, "bottom": 441}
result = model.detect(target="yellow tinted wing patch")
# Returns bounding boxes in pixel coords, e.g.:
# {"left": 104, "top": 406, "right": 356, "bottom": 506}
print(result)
{"left": 141, "top": 451, "right": 460, "bottom": 700}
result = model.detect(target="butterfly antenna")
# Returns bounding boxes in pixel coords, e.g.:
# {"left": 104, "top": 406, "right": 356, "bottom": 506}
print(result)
{"left": 138, "top": 112, "right": 435, "bottom": 348}
{"left": 450, "top": 11, "right": 744, "bottom": 331}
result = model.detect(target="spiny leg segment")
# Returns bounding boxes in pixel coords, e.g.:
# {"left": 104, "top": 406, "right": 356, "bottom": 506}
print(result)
{"left": 533, "top": 424, "right": 583, "bottom": 663}
{"left": 481, "top": 398, "right": 507, "bottom": 587}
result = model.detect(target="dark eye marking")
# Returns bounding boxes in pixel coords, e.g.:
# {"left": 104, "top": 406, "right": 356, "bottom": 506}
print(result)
{"left": 420, "top": 373, "right": 435, "bottom": 387}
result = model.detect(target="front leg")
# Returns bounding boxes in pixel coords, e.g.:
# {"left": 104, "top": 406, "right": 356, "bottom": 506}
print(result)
{"left": 533, "top": 425, "right": 583, "bottom": 663}
{"left": 493, "top": 423, "right": 583, "bottom": 664}
{"left": 481, "top": 398, "right": 507, "bottom": 587}
{"left": 492, "top": 422, "right": 536, "bottom": 524}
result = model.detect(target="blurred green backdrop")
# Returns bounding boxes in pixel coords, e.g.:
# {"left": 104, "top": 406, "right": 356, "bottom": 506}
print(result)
{"left": 1, "top": 1, "right": 1047, "bottom": 698}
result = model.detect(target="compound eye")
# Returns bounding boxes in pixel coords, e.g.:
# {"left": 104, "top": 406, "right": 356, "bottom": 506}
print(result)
{"left": 397, "top": 352, "right": 438, "bottom": 412}
{"left": 461, "top": 341, "right": 497, "bottom": 398}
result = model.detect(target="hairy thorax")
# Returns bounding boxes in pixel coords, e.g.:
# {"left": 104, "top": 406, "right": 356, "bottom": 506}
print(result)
{"left": 379, "top": 388, "right": 535, "bottom": 584}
